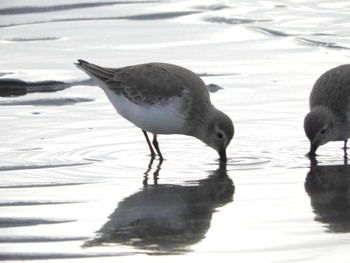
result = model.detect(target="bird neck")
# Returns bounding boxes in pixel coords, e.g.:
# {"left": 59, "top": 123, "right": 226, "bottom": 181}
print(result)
{"left": 191, "top": 109, "right": 216, "bottom": 144}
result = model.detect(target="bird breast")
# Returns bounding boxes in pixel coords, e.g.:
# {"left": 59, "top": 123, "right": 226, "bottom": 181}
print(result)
{"left": 104, "top": 88, "right": 187, "bottom": 135}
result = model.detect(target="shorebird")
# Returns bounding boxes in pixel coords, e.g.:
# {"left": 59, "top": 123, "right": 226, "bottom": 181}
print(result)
{"left": 304, "top": 64, "right": 350, "bottom": 157}
{"left": 75, "top": 60, "right": 234, "bottom": 162}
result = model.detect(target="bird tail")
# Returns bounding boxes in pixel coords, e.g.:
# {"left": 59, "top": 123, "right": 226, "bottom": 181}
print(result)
{"left": 74, "top": 59, "right": 114, "bottom": 81}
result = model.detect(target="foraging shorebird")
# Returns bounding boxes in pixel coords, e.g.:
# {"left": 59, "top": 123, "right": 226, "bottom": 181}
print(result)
{"left": 304, "top": 64, "right": 350, "bottom": 156}
{"left": 75, "top": 60, "right": 234, "bottom": 161}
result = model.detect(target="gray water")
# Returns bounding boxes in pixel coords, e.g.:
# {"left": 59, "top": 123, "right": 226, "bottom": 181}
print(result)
{"left": 1, "top": 0, "right": 350, "bottom": 262}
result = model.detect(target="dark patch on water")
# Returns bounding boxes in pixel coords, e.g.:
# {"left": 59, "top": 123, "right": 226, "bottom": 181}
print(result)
{"left": 0, "top": 182, "right": 91, "bottom": 189}
{"left": 295, "top": 37, "right": 350, "bottom": 50}
{"left": 252, "top": 26, "right": 350, "bottom": 50}
{"left": 192, "top": 4, "right": 230, "bottom": 11}
{"left": 204, "top": 16, "right": 272, "bottom": 25}
{"left": 0, "top": 72, "right": 13, "bottom": 77}
{"left": 0, "top": 79, "right": 70, "bottom": 97}
{"left": 0, "top": 78, "right": 92, "bottom": 97}
{"left": 0, "top": 11, "right": 201, "bottom": 28}
{"left": 0, "top": 201, "right": 82, "bottom": 207}
{"left": 0, "top": 2, "right": 157, "bottom": 15}
{"left": 0, "top": 162, "right": 91, "bottom": 172}
{"left": 122, "top": 11, "right": 200, "bottom": 20}
{"left": 0, "top": 236, "right": 87, "bottom": 243}
{"left": 6, "top": 37, "right": 60, "bottom": 42}
{"left": 0, "top": 97, "right": 94, "bottom": 106}
{"left": 0, "top": 217, "right": 75, "bottom": 228}
{"left": 207, "top": 84, "right": 223, "bottom": 93}
{"left": 0, "top": 252, "right": 134, "bottom": 261}
{"left": 252, "top": 26, "right": 292, "bottom": 37}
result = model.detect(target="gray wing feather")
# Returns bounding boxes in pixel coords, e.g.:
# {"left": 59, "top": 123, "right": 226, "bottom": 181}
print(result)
{"left": 78, "top": 60, "right": 188, "bottom": 105}
{"left": 108, "top": 64, "right": 186, "bottom": 105}
{"left": 310, "top": 64, "right": 350, "bottom": 115}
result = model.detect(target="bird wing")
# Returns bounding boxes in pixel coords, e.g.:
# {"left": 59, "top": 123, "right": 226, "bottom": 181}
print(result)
{"left": 109, "top": 63, "right": 188, "bottom": 105}
{"left": 310, "top": 64, "right": 350, "bottom": 116}
{"left": 77, "top": 60, "right": 188, "bottom": 105}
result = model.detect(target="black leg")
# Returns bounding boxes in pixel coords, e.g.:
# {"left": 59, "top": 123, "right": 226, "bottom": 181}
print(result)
{"left": 152, "top": 134, "right": 163, "bottom": 160}
{"left": 142, "top": 130, "right": 155, "bottom": 158}
{"left": 344, "top": 140, "right": 348, "bottom": 159}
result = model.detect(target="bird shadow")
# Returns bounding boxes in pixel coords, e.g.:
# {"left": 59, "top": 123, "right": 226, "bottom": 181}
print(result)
{"left": 305, "top": 157, "right": 350, "bottom": 233}
{"left": 83, "top": 162, "right": 234, "bottom": 253}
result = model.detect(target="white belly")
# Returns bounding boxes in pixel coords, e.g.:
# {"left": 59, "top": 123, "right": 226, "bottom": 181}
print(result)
{"left": 103, "top": 89, "right": 186, "bottom": 135}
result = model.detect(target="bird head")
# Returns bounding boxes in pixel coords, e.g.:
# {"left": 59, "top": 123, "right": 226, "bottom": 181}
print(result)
{"left": 304, "top": 106, "right": 336, "bottom": 156}
{"left": 201, "top": 110, "right": 234, "bottom": 162}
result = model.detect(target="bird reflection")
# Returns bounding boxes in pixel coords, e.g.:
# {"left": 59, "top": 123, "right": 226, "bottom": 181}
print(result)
{"left": 84, "top": 162, "right": 234, "bottom": 253}
{"left": 305, "top": 157, "right": 350, "bottom": 233}
{"left": 143, "top": 157, "right": 163, "bottom": 185}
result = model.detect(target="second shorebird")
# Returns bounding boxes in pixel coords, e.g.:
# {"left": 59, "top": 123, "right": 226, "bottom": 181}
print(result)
{"left": 75, "top": 60, "right": 234, "bottom": 162}
{"left": 304, "top": 64, "right": 350, "bottom": 157}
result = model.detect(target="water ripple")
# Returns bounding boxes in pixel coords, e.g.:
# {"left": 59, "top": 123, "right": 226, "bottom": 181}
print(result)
{"left": 5, "top": 37, "right": 60, "bottom": 42}
{"left": 252, "top": 26, "right": 292, "bottom": 37}
{"left": 0, "top": 201, "right": 81, "bottom": 206}
{"left": 0, "top": 182, "right": 91, "bottom": 189}
{"left": 0, "top": 97, "right": 94, "bottom": 106}
{"left": 0, "top": 11, "right": 201, "bottom": 28}
{"left": 230, "top": 155, "right": 271, "bottom": 167}
{"left": 204, "top": 16, "right": 271, "bottom": 25}
{"left": 0, "top": 2, "right": 146, "bottom": 15}
{"left": 295, "top": 37, "right": 350, "bottom": 50}
{"left": 0, "top": 236, "right": 87, "bottom": 243}
{"left": 0, "top": 252, "right": 134, "bottom": 261}
{"left": 0, "top": 78, "right": 93, "bottom": 97}
{"left": 0, "top": 162, "right": 91, "bottom": 172}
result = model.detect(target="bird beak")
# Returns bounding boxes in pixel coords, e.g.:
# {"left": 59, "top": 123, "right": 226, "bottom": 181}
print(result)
{"left": 219, "top": 148, "right": 227, "bottom": 163}
{"left": 307, "top": 143, "right": 318, "bottom": 157}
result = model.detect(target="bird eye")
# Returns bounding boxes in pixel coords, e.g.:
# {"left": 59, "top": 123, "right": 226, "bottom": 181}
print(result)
{"left": 320, "top": 129, "right": 326, "bottom": 134}
{"left": 217, "top": 132, "right": 224, "bottom": 139}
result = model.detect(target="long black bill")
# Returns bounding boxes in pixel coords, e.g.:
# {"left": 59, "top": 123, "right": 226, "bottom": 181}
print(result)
{"left": 307, "top": 143, "right": 318, "bottom": 157}
{"left": 219, "top": 149, "right": 227, "bottom": 163}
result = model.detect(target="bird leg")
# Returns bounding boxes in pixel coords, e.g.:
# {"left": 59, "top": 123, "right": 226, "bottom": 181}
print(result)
{"left": 343, "top": 140, "right": 348, "bottom": 159}
{"left": 152, "top": 134, "right": 164, "bottom": 160}
{"left": 142, "top": 130, "right": 156, "bottom": 158}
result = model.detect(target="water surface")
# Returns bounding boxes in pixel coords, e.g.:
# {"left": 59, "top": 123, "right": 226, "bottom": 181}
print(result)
{"left": 1, "top": 0, "right": 350, "bottom": 262}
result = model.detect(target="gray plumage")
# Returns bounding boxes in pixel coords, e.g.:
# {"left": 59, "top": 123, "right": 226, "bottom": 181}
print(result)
{"left": 304, "top": 64, "right": 350, "bottom": 156}
{"left": 75, "top": 60, "right": 234, "bottom": 161}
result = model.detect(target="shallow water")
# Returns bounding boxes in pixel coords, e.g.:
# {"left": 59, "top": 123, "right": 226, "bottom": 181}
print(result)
{"left": 1, "top": 0, "right": 350, "bottom": 262}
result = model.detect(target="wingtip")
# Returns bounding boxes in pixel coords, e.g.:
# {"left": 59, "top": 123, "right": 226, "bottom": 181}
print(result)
{"left": 75, "top": 59, "right": 89, "bottom": 66}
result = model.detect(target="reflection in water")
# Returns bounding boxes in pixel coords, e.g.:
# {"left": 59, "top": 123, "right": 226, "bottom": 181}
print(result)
{"left": 305, "top": 158, "right": 350, "bottom": 233}
{"left": 0, "top": 78, "right": 94, "bottom": 97}
{"left": 143, "top": 158, "right": 163, "bottom": 185}
{"left": 85, "top": 163, "right": 234, "bottom": 253}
